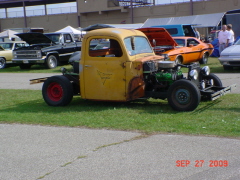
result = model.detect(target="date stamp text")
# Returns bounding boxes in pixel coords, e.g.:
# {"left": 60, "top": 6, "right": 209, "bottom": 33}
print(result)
{"left": 176, "top": 160, "right": 229, "bottom": 167}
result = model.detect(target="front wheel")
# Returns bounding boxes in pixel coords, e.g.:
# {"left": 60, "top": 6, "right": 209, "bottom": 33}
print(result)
{"left": 45, "top": 55, "right": 58, "bottom": 69}
{"left": 175, "top": 56, "right": 183, "bottom": 64}
{"left": 42, "top": 76, "right": 73, "bottom": 106}
{"left": 199, "top": 53, "right": 208, "bottom": 64}
{"left": 0, "top": 57, "right": 6, "bottom": 69}
{"left": 167, "top": 79, "right": 201, "bottom": 111}
{"left": 203, "top": 73, "right": 222, "bottom": 87}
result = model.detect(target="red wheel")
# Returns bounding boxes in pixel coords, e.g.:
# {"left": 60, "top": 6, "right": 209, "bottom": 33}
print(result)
{"left": 42, "top": 76, "right": 73, "bottom": 106}
{"left": 47, "top": 82, "right": 63, "bottom": 102}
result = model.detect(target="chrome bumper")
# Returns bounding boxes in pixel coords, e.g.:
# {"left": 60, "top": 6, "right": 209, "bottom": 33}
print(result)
{"left": 201, "top": 84, "right": 237, "bottom": 101}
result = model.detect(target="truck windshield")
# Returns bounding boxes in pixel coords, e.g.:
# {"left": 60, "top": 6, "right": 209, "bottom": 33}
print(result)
{"left": 124, "top": 36, "right": 153, "bottom": 56}
{"left": 0, "top": 43, "right": 13, "bottom": 50}
{"left": 45, "top": 34, "right": 60, "bottom": 44}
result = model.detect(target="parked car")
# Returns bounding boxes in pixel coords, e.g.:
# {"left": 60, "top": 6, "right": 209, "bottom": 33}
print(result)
{"left": 137, "top": 27, "right": 214, "bottom": 64}
{"left": 218, "top": 39, "right": 240, "bottom": 70}
{"left": 12, "top": 32, "right": 81, "bottom": 69}
{"left": 0, "top": 41, "right": 28, "bottom": 69}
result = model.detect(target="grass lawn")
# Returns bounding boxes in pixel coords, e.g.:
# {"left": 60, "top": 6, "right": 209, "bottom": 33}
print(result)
{"left": 0, "top": 89, "right": 239, "bottom": 138}
{"left": 0, "top": 64, "right": 72, "bottom": 73}
{"left": 1, "top": 57, "right": 240, "bottom": 74}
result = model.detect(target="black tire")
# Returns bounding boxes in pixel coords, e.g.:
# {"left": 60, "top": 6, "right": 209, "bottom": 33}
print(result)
{"left": 203, "top": 73, "right": 222, "bottom": 87}
{"left": 223, "top": 65, "right": 233, "bottom": 70}
{"left": 175, "top": 56, "right": 183, "bottom": 64}
{"left": 0, "top": 57, "right": 6, "bottom": 69}
{"left": 19, "top": 64, "right": 32, "bottom": 69}
{"left": 199, "top": 53, "right": 208, "bottom": 64}
{"left": 45, "top": 55, "right": 58, "bottom": 69}
{"left": 42, "top": 76, "right": 73, "bottom": 106}
{"left": 167, "top": 79, "right": 201, "bottom": 111}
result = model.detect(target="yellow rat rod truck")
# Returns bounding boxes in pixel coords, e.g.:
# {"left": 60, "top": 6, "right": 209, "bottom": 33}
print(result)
{"left": 30, "top": 28, "right": 235, "bottom": 111}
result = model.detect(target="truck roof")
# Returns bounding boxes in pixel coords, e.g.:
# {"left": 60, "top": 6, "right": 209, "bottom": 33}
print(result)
{"left": 83, "top": 28, "right": 146, "bottom": 40}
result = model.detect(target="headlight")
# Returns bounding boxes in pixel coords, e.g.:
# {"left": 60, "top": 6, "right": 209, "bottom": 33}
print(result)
{"left": 161, "top": 54, "right": 169, "bottom": 61}
{"left": 189, "top": 69, "right": 198, "bottom": 80}
{"left": 13, "top": 51, "right": 17, "bottom": 58}
{"left": 201, "top": 66, "right": 210, "bottom": 76}
{"left": 36, "top": 51, "right": 42, "bottom": 58}
{"left": 200, "top": 81, "right": 206, "bottom": 89}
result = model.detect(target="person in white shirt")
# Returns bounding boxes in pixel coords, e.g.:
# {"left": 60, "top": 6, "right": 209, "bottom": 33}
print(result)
{"left": 226, "top": 24, "right": 235, "bottom": 47}
{"left": 194, "top": 28, "right": 200, "bottom": 40}
{"left": 218, "top": 25, "right": 229, "bottom": 54}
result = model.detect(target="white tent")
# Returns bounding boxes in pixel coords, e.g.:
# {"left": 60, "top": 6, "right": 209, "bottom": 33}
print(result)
{"left": 0, "top": 29, "right": 19, "bottom": 38}
{"left": 56, "top": 26, "right": 86, "bottom": 40}
{"left": 56, "top": 25, "right": 86, "bottom": 35}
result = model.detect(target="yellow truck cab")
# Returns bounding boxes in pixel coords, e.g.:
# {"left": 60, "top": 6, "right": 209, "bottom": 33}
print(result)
{"left": 80, "top": 28, "right": 162, "bottom": 101}
{"left": 31, "top": 28, "right": 234, "bottom": 111}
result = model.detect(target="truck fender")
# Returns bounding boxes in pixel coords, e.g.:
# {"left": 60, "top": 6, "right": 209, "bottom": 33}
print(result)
{"left": 46, "top": 51, "right": 59, "bottom": 57}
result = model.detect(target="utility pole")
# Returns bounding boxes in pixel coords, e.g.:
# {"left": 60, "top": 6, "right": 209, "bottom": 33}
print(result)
{"left": 23, "top": 1, "right": 27, "bottom": 28}
{"left": 190, "top": 0, "right": 193, "bottom": 15}
{"left": 76, "top": 0, "right": 81, "bottom": 27}
{"left": 131, "top": 0, "right": 133, "bottom": 23}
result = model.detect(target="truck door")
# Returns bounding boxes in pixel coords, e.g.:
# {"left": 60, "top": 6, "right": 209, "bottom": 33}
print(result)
{"left": 82, "top": 38, "right": 126, "bottom": 101}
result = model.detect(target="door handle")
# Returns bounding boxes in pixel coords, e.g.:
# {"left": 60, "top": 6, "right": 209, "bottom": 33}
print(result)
{"left": 85, "top": 65, "right": 92, "bottom": 67}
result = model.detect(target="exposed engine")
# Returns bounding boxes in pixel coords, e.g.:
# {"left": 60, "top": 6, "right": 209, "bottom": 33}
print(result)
{"left": 143, "top": 61, "right": 183, "bottom": 92}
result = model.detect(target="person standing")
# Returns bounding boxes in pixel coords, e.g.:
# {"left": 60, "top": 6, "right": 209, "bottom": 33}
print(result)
{"left": 226, "top": 24, "right": 235, "bottom": 47}
{"left": 194, "top": 28, "right": 200, "bottom": 40}
{"left": 218, "top": 25, "right": 229, "bottom": 54}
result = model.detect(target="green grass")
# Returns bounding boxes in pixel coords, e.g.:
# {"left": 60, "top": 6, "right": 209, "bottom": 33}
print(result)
{"left": 1, "top": 89, "right": 239, "bottom": 138}
{"left": 0, "top": 64, "right": 73, "bottom": 73}
{"left": 1, "top": 57, "right": 240, "bottom": 73}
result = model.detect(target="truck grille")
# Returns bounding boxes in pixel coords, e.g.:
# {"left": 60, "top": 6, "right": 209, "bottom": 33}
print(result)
{"left": 15, "top": 50, "right": 39, "bottom": 59}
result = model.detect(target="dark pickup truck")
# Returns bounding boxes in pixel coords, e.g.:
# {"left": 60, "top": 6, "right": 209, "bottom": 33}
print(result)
{"left": 12, "top": 32, "right": 81, "bottom": 69}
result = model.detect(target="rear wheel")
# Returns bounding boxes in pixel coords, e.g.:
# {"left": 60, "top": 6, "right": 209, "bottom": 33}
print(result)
{"left": 199, "top": 53, "right": 208, "bottom": 64}
{"left": 0, "top": 57, "right": 6, "bottom": 69}
{"left": 45, "top": 55, "right": 58, "bottom": 69}
{"left": 167, "top": 79, "right": 201, "bottom": 111}
{"left": 42, "top": 76, "right": 73, "bottom": 106}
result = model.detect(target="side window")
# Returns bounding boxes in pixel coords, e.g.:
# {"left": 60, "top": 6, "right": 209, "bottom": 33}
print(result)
{"left": 187, "top": 39, "right": 199, "bottom": 46}
{"left": 89, "top": 38, "right": 122, "bottom": 57}
{"left": 166, "top": 28, "right": 178, "bottom": 35}
{"left": 64, "top": 34, "right": 72, "bottom": 43}
{"left": 174, "top": 39, "right": 185, "bottom": 47}
{"left": 183, "top": 26, "right": 196, "bottom": 37}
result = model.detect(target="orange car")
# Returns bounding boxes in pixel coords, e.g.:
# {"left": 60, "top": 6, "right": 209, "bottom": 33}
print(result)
{"left": 137, "top": 27, "right": 214, "bottom": 64}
